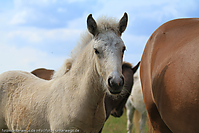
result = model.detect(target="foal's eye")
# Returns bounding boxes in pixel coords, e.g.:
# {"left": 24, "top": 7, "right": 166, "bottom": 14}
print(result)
{"left": 94, "top": 48, "right": 100, "bottom": 54}
{"left": 122, "top": 46, "right": 126, "bottom": 53}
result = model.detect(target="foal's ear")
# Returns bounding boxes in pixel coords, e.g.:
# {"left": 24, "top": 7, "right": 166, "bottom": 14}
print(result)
{"left": 132, "top": 61, "right": 140, "bottom": 74}
{"left": 118, "top": 12, "right": 128, "bottom": 34}
{"left": 87, "top": 14, "right": 98, "bottom": 36}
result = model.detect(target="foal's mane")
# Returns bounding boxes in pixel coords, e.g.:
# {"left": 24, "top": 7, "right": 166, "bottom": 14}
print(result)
{"left": 53, "top": 16, "right": 121, "bottom": 79}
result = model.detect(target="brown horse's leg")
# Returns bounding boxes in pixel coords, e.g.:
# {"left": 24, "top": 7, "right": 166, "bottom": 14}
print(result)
{"left": 141, "top": 79, "right": 172, "bottom": 133}
{"left": 141, "top": 71, "right": 172, "bottom": 132}
{"left": 146, "top": 101, "right": 172, "bottom": 133}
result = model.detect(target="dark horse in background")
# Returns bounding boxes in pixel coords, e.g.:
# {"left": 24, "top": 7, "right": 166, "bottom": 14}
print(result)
{"left": 31, "top": 68, "right": 54, "bottom": 80}
{"left": 105, "top": 62, "right": 140, "bottom": 120}
{"left": 31, "top": 61, "right": 140, "bottom": 132}
{"left": 140, "top": 18, "right": 199, "bottom": 133}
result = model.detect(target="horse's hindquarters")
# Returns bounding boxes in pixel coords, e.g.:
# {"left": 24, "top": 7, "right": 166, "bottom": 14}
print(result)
{"left": 152, "top": 46, "right": 199, "bottom": 133}
{"left": 141, "top": 18, "right": 199, "bottom": 133}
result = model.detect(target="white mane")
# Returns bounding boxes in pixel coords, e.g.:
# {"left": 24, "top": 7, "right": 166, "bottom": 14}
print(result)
{"left": 53, "top": 16, "right": 120, "bottom": 79}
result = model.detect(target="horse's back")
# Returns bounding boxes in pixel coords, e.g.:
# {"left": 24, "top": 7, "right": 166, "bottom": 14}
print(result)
{"left": 0, "top": 70, "right": 50, "bottom": 130}
{"left": 141, "top": 18, "right": 199, "bottom": 132}
{"left": 0, "top": 70, "right": 45, "bottom": 109}
{"left": 0, "top": 70, "right": 43, "bottom": 92}
{"left": 0, "top": 71, "right": 30, "bottom": 95}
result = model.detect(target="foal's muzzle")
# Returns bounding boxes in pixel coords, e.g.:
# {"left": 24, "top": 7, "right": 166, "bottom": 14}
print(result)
{"left": 111, "top": 108, "right": 124, "bottom": 117}
{"left": 108, "top": 75, "right": 124, "bottom": 94}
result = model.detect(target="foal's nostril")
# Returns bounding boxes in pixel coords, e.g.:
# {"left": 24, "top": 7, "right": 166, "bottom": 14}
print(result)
{"left": 108, "top": 77, "right": 113, "bottom": 88}
{"left": 108, "top": 76, "right": 124, "bottom": 88}
{"left": 120, "top": 76, "right": 124, "bottom": 86}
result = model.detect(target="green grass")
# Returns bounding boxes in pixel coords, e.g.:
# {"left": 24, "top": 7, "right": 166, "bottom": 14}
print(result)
{"left": 102, "top": 110, "right": 151, "bottom": 133}
{"left": 102, "top": 111, "right": 128, "bottom": 133}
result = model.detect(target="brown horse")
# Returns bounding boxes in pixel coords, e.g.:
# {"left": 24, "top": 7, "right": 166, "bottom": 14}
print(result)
{"left": 140, "top": 18, "right": 199, "bottom": 133}
{"left": 100, "top": 62, "right": 140, "bottom": 132}
{"left": 105, "top": 62, "right": 140, "bottom": 120}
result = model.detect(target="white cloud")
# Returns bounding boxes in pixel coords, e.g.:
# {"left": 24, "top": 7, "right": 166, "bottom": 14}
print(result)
{"left": 122, "top": 34, "right": 147, "bottom": 64}
{"left": 122, "top": 34, "right": 148, "bottom": 47}
{"left": 7, "top": 30, "right": 42, "bottom": 43}
{"left": 13, "top": 0, "right": 57, "bottom": 7}
{"left": 67, "top": 0, "right": 87, "bottom": 3}
{"left": 43, "top": 29, "right": 82, "bottom": 41}
{"left": 0, "top": 43, "right": 67, "bottom": 74}
{"left": 57, "top": 8, "right": 67, "bottom": 13}
{"left": 0, "top": 27, "right": 82, "bottom": 48}
{"left": 94, "top": 0, "right": 198, "bottom": 22}
{"left": 67, "top": 13, "right": 88, "bottom": 30}
{"left": 10, "top": 11, "right": 27, "bottom": 25}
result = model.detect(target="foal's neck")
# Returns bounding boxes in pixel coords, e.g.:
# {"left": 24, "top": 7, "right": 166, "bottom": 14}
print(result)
{"left": 70, "top": 41, "right": 106, "bottom": 98}
{"left": 67, "top": 42, "right": 106, "bottom": 131}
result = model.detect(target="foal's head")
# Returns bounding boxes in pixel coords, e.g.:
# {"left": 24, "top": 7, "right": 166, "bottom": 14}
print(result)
{"left": 87, "top": 13, "right": 128, "bottom": 94}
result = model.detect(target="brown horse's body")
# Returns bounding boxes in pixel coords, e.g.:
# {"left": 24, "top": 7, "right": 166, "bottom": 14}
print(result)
{"left": 140, "top": 18, "right": 199, "bottom": 133}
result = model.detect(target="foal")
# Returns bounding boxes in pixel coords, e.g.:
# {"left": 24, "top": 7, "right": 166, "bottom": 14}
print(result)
{"left": 0, "top": 13, "right": 128, "bottom": 133}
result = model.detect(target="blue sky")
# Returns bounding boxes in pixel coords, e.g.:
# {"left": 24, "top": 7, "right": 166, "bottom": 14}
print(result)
{"left": 0, "top": 0, "right": 199, "bottom": 73}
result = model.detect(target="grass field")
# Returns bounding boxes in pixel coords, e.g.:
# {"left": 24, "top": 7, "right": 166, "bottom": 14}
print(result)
{"left": 102, "top": 110, "right": 151, "bottom": 133}
{"left": 102, "top": 111, "right": 128, "bottom": 133}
